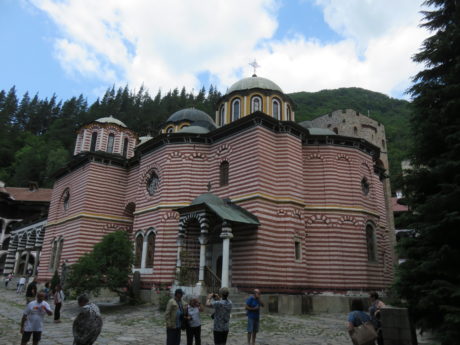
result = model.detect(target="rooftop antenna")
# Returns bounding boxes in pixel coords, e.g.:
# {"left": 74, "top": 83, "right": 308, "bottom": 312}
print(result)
{"left": 249, "top": 59, "right": 260, "bottom": 77}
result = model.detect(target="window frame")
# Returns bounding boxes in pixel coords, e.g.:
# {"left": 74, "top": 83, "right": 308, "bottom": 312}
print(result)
{"left": 134, "top": 233, "right": 144, "bottom": 269}
{"left": 294, "top": 240, "right": 302, "bottom": 261}
{"left": 107, "top": 133, "right": 115, "bottom": 153}
{"left": 145, "top": 229, "right": 156, "bottom": 268}
{"left": 122, "top": 138, "right": 129, "bottom": 157}
{"left": 219, "top": 105, "right": 226, "bottom": 126}
{"left": 90, "top": 132, "right": 98, "bottom": 152}
{"left": 232, "top": 98, "right": 241, "bottom": 121}
{"left": 366, "top": 223, "right": 377, "bottom": 262}
{"left": 220, "top": 161, "right": 229, "bottom": 186}
{"left": 251, "top": 96, "right": 262, "bottom": 113}
{"left": 272, "top": 98, "right": 281, "bottom": 120}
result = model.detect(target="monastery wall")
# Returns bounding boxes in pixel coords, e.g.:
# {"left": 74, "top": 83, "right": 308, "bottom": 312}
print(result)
{"left": 302, "top": 145, "right": 393, "bottom": 290}
{"left": 38, "top": 160, "right": 131, "bottom": 282}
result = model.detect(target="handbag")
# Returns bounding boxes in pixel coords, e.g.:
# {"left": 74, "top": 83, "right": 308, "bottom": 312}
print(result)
{"left": 351, "top": 312, "right": 378, "bottom": 345}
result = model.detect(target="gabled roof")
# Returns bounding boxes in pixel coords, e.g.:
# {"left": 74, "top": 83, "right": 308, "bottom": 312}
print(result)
{"left": 179, "top": 193, "right": 259, "bottom": 225}
{"left": 4, "top": 187, "right": 52, "bottom": 202}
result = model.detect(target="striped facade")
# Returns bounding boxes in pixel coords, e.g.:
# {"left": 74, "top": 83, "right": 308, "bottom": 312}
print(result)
{"left": 38, "top": 78, "right": 395, "bottom": 294}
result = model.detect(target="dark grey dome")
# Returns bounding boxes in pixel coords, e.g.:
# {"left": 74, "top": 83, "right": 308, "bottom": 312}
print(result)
{"left": 166, "top": 108, "right": 216, "bottom": 131}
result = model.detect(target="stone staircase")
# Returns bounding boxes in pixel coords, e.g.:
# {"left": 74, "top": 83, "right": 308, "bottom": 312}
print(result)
{"left": 229, "top": 290, "right": 249, "bottom": 319}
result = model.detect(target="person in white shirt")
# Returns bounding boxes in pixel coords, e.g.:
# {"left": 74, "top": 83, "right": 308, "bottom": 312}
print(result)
{"left": 186, "top": 298, "right": 203, "bottom": 345}
{"left": 20, "top": 291, "right": 53, "bottom": 345}
{"left": 17, "top": 276, "right": 26, "bottom": 294}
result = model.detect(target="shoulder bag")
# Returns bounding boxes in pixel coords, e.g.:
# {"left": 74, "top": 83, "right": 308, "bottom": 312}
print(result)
{"left": 351, "top": 312, "right": 378, "bottom": 345}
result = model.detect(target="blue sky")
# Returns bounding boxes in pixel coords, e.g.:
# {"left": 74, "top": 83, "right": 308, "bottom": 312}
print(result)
{"left": 1, "top": 0, "right": 427, "bottom": 103}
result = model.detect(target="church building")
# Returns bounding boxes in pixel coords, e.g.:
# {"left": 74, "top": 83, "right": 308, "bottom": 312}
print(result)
{"left": 36, "top": 75, "right": 395, "bottom": 296}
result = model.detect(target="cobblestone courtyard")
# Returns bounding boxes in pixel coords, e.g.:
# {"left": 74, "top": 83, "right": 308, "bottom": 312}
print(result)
{"left": 0, "top": 289, "right": 351, "bottom": 345}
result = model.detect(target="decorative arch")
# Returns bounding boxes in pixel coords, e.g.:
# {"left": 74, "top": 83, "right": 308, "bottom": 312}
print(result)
{"left": 124, "top": 202, "right": 136, "bottom": 217}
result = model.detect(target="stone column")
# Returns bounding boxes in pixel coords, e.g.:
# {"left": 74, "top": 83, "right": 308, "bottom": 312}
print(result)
{"left": 141, "top": 237, "right": 148, "bottom": 269}
{"left": 13, "top": 251, "right": 22, "bottom": 274}
{"left": 0, "top": 218, "right": 7, "bottom": 246}
{"left": 198, "top": 235, "right": 208, "bottom": 283}
{"left": 32, "top": 249, "right": 40, "bottom": 276}
{"left": 23, "top": 251, "right": 30, "bottom": 275}
{"left": 175, "top": 230, "right": 185, "bottom": 284}
{"left": 220, "top": 221, "right": 233, "bottom": 287}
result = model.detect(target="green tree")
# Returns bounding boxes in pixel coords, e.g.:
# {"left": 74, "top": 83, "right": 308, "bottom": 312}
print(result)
{"left": 394, "top": 1, "right": 460, "bottom": 344}
{"left": 66, "top": 230, "right": 133, "bottom": 297}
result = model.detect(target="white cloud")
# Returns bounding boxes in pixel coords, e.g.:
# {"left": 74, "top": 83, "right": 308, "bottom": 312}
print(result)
{"left": 31, "top": 0, "right": 429, "bottom": 99}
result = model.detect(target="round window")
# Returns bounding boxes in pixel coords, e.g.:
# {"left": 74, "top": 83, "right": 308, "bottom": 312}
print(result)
{"left": 147, "top": 172, "right": 159, "bottom": 196}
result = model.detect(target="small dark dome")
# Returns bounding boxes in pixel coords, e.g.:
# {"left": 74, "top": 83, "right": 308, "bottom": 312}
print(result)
{"left": 166, "top": 108, "right": 216, "bottom": 131}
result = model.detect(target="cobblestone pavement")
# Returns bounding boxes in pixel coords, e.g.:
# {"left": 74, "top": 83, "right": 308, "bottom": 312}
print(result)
{"left": 0, "top": 288, "right": 352, "bottom": 345}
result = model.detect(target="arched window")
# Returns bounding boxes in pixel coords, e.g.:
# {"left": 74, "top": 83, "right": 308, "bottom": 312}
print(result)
{"left": 333, "top": 127, "right": 338, "bottom": 134}
{"left": 166, "top": 126, "right": 174, "bottom": 133}
{"left": 251, "top": 96, "right": 262, "bottom": 113}
{"left": 286, "top": 105, "right": 292, "bottom": 121}
{"left": 49, "top": 238, "right": 64, "bottom": 272}
{"left": 382, "top": 139, "right": 386, "bottom": 149}
{"left": 107, "top": 133, "right": 115, "bottom": 153}
{"left": 272, "top": 99, "right": 280, "bottom": 120}
{"left": 62, "top": 189, "right": 70, "bottom": 211}
{"left": 90, "top": 132, "right": 98, "bottom": 152}
{"left": 361, "top": 177, "right": 370, "bottom": 195}
{"left": 220, "top": 161, "right": 229, "bottom": 186}
{"left": 145, "top": 231, "right": 156, "bottom": 268}
{"left": 122, "top": 138, "right": 129, "bottom": 157}
{"left": 49, "top": 240, "right": 57, "bottom": 270}
{"left": 219, "top": 105, "right": 225, "bottom": 126}
{"left": 366, "top": 224, "right": 377, "bottom": 261}
{"left": 134, "top": 234, "right": 143, "bottom": 268}
{"left": 354, "top": 127, "right": 358, "bottom": 136}
{"left": 55, "top": 238, "right": 64, "bottom": 270}
{"left": 232, "top": 99, "right": 240, "bottom": 121}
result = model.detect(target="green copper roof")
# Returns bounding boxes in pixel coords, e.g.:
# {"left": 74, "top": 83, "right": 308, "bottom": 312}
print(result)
{"left": 189, "top": 193, "right": 259, "bottom": 225}
{"left": 227, "top": 75, "right": 283, "bottom": 94}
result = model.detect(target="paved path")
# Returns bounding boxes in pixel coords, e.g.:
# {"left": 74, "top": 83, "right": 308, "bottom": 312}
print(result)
{"left": 0, "top": 288, "right": 351, "bottom": 345}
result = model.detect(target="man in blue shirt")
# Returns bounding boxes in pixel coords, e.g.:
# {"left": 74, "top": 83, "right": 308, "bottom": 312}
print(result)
{"left": 245, "top": 289, "right": 264, "bottom": 345}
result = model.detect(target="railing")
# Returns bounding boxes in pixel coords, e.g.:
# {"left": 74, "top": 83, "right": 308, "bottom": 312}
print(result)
{"left": 204, "top": 266, "right": 221, "bottom": 293}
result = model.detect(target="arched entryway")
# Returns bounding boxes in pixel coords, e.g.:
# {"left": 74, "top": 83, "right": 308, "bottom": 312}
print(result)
{"left": 177, "top": 218, "right": 201, "bottom": 285}
{"left": 17, "top": 252, "right": 34, "bottom": 276}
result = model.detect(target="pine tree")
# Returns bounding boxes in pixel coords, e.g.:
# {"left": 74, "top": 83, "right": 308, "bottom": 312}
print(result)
{"left": 395, "top": 1, "right": 460, "bottom": 344}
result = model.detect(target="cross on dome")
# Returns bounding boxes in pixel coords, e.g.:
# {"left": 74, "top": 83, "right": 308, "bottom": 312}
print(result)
{"left": 249, "top": 59, "right": 260, "bottom": 77}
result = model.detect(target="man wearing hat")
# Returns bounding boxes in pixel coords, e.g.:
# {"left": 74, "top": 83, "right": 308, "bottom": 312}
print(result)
{"left": 206, "top": 287, "right": 232, "bottom": 345}
{"left": 165, "top": 288, "right": 187, "bottom": 345}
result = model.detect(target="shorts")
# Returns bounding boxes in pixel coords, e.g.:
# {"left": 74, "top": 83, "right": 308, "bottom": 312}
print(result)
{"left": 247, "top": 317, "right": 260, "bottom": 333}
{"left": 21, "top": 331, "right": 42, "bottom": 343}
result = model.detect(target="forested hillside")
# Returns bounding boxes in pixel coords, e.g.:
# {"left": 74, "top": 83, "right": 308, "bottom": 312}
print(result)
{"left": 0, "top": 86, "right": 411, "bottom": 190}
